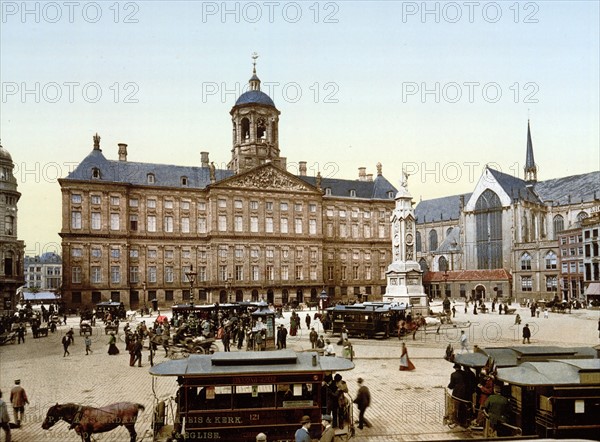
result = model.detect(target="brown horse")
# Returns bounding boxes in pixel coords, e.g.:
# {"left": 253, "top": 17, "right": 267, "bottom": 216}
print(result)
{"left": 42, "top": 402, "right": 145, "bottom": 442}
{"left": 398, "top": 317, "right": 427, "bottom": 340}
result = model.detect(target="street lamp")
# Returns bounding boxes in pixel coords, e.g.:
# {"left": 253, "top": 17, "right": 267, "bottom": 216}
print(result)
{"left": 142, "top": 281, "right": 147, "bottom": 315}
{"left": 185, "top": 265, "right": 197, "bottom": 306}
{"left": 319, "top": 289, "right": 328, "bottom": 313}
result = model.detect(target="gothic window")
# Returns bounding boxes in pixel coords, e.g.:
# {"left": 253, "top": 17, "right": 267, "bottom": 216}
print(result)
{"left": 415, "top": 231, "right": 422, "bottom": 252}
{"left": 438, "top": 256, "right": 448, "bottom": 272}
{"left": 241, "top": 118, "right": 250, "bottom": 140}
{"left": 446, "top": 227, "right": 453, "bottom": 236}
{"left": 545, "top": 251, "right": 557, "bottom": 269}
{"left": 419, "top": 258, "right": 429, "bottom": 273}
{"left": 520, "top": 252, "right": 532, "bottom": 270}
{"left": 553, "top": 215, "right": 564, "bottom": 239}
{"left": 576, "top": 211, "right": 589, "bottom": 224}
{"left": 523, "top": 214, "right": 529, "bottom": 242}
{"left": 474, "top": 189, "right": 503, "bottom": 269}
{"left": 429, "top": 230, "right": 438, "bottom": 251}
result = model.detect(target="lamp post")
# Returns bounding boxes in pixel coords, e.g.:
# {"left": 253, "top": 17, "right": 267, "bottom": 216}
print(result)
{"left": 142, "top": 281, "right": 147, "bottom": 315}
{"left": 185, "top": 265, "right": 197, "bottom": 306}
{"left": 319, "top": 289, "right": 328, "bottom": 313}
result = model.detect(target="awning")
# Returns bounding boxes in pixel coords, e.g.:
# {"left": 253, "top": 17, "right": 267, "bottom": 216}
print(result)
{"left": 585, "top": 282, "right": 600, "bottom": 296}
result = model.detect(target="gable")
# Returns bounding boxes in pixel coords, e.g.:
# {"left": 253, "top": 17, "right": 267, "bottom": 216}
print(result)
{"left": 215, "top": 164, "right": 319, "bottom": 194}
{"left": 464, "top": 168, "right": 513, "bottom": 211}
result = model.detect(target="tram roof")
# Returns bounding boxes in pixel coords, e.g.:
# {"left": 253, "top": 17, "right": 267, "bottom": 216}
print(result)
{"left": 454, "top": 346, "right": 599, "bottom": 368}
{"left": 497, "top": 359, "right": 600, "bottom": 386}
{"left": 328, "top": 302, "right": 409, "bottom": 312}
{"left": 149, "top": 350, "right": 355, "bottom": 377}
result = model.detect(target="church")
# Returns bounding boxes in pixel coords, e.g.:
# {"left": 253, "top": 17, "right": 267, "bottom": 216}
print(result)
{"left": 414, "top": 122, "right": 600, "bottom": 304}
{"left": 59, "top": 61, "right": 398, "bottom": 310}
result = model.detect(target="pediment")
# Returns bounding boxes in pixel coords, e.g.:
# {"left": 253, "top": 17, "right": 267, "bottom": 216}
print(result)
{"left": 216, "top": 164, "right": 318, "bottom": 193}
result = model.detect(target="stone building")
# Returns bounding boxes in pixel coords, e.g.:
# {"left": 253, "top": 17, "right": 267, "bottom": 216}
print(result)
{"left": 415, "top": 121, "right": 599, "bottom": 302}
{"left": 582, "top": 212, "right": 600, "bottom": 304}
{"left": 0, "top": 143, "right": 25, "bottom": 313}
{"left": 24, "top": 252, "right": 62, "bottom": 291}
{"left": 59, "top": 64, "right": 397, "bottom": 310}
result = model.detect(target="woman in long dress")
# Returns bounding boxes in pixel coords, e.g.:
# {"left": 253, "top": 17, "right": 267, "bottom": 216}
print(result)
{"left": 107, "top": 332, "right": 120, "bottom": 355}
{"left": 399, "top": 342, "right": 415, "bottom": 371}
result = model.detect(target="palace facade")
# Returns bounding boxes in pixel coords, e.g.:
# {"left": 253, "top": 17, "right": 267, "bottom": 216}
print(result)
{"left": 59, "top": 65, "right": 397, "bottom": 310}
{"left": 0, "top": 143, "right": 25, "bottom": 314}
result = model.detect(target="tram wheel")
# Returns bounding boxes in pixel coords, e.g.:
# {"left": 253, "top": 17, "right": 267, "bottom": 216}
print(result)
{"left": 210, "top": 343, "right": 219, "bottom": 354}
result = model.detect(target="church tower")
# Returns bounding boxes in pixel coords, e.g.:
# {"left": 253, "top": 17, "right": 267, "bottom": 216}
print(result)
{"left": 524, "top": 119, "right": 537, "bottom": 183}
{"left": 228, "top": 54, "right": 285, "bottom": 174}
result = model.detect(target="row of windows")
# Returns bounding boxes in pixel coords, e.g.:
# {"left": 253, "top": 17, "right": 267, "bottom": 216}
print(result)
{"left": 520, "top": 251, "right": 557, "bottom": 270}
{"left": 520, "top": 275, "right": 558, "bottom": 292}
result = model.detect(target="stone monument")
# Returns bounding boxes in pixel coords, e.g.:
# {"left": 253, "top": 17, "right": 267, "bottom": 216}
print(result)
{"left": 383, "top": 170, "right": 429, "bottom": 315}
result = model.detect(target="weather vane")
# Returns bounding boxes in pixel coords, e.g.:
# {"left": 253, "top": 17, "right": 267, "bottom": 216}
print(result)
{"left": 252, "top": 52, "right": 259, "bottom": 73}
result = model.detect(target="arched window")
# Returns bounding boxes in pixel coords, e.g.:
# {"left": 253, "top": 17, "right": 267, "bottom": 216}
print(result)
{"left": 438, "top": 256, "right": 448, "bottom": 272}
{"left": 256, "top": 118, "right": 266, "bottom": 139}
{"left": 553, "top": 215, "right": 564, "bottom": 239}
{"left": 429, "top": 229, "right": 438, "bottom": 251}
{"left": 545, "top": 251, "right": 557, "bottom": 269}
{"left": 147, "top": 173, "right": 155, "bottom": 184}
{"left": 446, "top": 227, "right": 453, "bottom": 236}
{"left": 181, "top": 176, "right": 188, "bottom": 186}
{"left": 419, "top": 258, "right": 429, "bottom": 273}
{"left": 92, "top": 168, "right": 101, "bottom": 179}
{"left": 415, "top": 231, "right": 422, "bottom": 252}
{"left": 241, "top": 118, "right": 250, "bottom": 140}
{"left": 4, "top": 215, "right": 14, "bottom": 235}
{"left": 523, "top": 214, "right": 529, "bottom": 242}
{"left": 520, "top": 252, "right": 531, "bottom": 270}
{"left": 349, "top": 189, "right": 356, "bottom": 197}
{"left": 474, "top": 189, "right": 503, "bottom": 269}
{"left": 577, "top": 212, "right": 589, "bottom": 223}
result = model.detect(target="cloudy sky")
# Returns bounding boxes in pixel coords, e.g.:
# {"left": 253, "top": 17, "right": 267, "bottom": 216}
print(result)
{"left": 1, "top": 1, "right": 598, "bottom": 254}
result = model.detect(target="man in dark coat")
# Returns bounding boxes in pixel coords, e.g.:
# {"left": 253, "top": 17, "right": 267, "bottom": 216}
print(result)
{"left": 353, "top": 377, "right": 372, "bottom": 429}
{"left": 448, "top": 363, "right": 470, "bottom": 427}
{"left": 522, "top": 324, "right": 531, "bottom": 344}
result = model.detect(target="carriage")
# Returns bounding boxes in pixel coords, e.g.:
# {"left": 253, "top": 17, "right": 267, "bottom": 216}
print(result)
{"left": 166, "top": 336, "right": 219, "bottom": 359}
{"left": 150, "top": 350, "right": 355, "bottom": 442}
{"left": 79, "top": 320, "right": 93, "bottom": 336}
{"left": 329, "top": 302, "right": 409, "bottom": 339}
{"left": 104, "top": 321, "right": 119, "bottom": 335}
{"left": 95, "top": 301, "right": 127, "bottom": 320}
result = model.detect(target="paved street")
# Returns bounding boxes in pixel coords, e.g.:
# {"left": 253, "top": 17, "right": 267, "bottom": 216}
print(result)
{"left": 1, "top": 302, "right": 598, "bottom": 441}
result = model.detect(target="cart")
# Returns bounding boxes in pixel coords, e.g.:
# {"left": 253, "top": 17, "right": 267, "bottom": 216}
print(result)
{"left": 105, "top": 322, "right": 119, "bottom": 335}
{"left": 80, "top": 320, "right": 93, "bottom": 336}
{"left": 167, "top": 337, "right": 218, "bottom": 359}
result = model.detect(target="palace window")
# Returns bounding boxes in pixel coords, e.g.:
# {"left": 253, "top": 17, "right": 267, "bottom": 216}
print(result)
{"left": 520, "top": 253, "right": 532, "bottom": 270}
{"left": 91, "top": 212, "right": 101, "bottom": 230}
{"left": 72, "top": 267, "right": 82, "bottom": 283}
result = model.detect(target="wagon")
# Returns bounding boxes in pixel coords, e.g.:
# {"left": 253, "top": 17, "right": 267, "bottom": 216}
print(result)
{"left": 167, "top": 337, "right": 219, "bottom": 359}
{"left": 80, "top": 322, "right": 93, "bottom": 336}
{"left": 105, "top": 322, "right": 119, "bottom": 335}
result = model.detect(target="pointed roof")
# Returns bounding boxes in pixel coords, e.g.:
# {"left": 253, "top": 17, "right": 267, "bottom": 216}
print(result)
{"left": 234, "top": 54, "right": 276, "bottom": 108}
{"left": 525, "top": 120, "right": 535, "bottom": 171}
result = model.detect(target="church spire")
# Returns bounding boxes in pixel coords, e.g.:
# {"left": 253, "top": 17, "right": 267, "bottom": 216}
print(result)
{"left": 249, "top": 52, "right": 261, "bottom": 91}
{"left": 524, "top": 119, "right": 537, "bottom": 183}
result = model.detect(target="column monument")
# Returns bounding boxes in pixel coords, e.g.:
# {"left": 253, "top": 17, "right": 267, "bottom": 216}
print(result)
{"left": 384, "top": 169, "right": 429, "bottom": 316}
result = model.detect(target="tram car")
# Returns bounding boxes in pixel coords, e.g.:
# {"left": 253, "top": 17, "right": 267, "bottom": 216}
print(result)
{"left": 150, "top": 349, "right": 355, "bottom": 442}
{"left": 329, "top": 302, "right": 409, "bottom": 339}
{"left": 448, "top": 346, "right": 600, "bottom": 439}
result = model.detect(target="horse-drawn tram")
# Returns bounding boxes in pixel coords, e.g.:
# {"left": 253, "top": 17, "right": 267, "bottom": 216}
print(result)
{"left": 150, "top": 350, "right": 354, "bottom": 442}
{"left": 329, "top": 302, "right": 408, "bottom": 339}
{"left": 448, "top": 346, "right": 600, "bottom": 439}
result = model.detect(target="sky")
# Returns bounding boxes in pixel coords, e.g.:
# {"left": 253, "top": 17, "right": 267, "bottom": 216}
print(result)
{"left": 1, "top": 1, "right": 599, "bottom": 256}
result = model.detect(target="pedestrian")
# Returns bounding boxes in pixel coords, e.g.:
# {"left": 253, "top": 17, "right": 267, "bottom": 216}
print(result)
{"left": 63, "top": 313, "right": 67, "bottom": 325}
{"left": 353, "top": 377, "right": 371, "bottom": 429}
{"left": 522, "top": 324, "right": 531, "bottom": 344}
{"left": 483, "top": 385, "right": 510, "bottom": 436}
{"left": 280, "top": 325, "right": 288, "bottom": 349}
{"left": 10, "top": 380, "right": 28, "bottom": 427}
{"left": 66, "top": 327, "right": 75, "bottom": 345}
{"left": 133, "top": 337, "right": 143, "bottom": 367}
{"left": 16, "top": 324, "right": 25, "bottom": 344}
{"left": 108, "top": 332, "right": 120, "bottom": 355}
{"left": 399, "top": 342, "right": 415, "bottom": 371}
{"left": 459, "top": 330, "right": 469, "bottom": 353}
{"left": 324, "top": 340, "right": 335, "bottom": 356}
{"left": 598, "top": 318, "right": 600, "bottom": 339}
{"left": 305, "top": 313, "right": 311, "bottom": 330}
{"left": 222, "top": 327, "right": 231, "bottom": 352}
{"left": 498, "top": 304, "right": 503, "bottom": 315}
{"left": 84, "top": 335, "right": 93, "bottom": 355}
{"left": 294, "top": 415, "right": 312, "bottom": 442}
{"left": 319, "top": 414, "right": 334, "bottom": 442}
{"left": 341, "top": 326, "right": 348, "bottom": 344}
{"left": 514, "top": 314, "right": 521, "bottom": 325}
{"left": 448, "top": 363, "right": 469, "bottom": 427}
{"left": 0, "top": 390, "right": 11, "bottom": 442}
{"left": 464, "top": 303, "right": 467, "bottom": 314}
{"left": 452, "top": 305, "right": 456, "bottom": 318}
{"left": 62, "top": 333, "right": 71, "bottom": 356}
{"left": 316, "top": 335, "right": 325, "bottom": 350}
{"left": 543, "top": 308, "right": 548, "bottom": 319}
{"left": 309, "top": 327, "right": 318, "bottom": 349}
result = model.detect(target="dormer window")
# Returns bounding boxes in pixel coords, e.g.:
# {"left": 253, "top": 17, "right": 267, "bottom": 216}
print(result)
{"left": 387, "top": 191, "right": 394, "bottom": 199}
{"left": 181, "top": 176, "right": 188, "bottom": 186}
{"left": 147, "top": 173, "right": 155, "bottom": 184}
{"left": 349, "top": 189, "right": 356, "bottom": 197}
{"left": 325, "top": 187, "right": 332, "bottom": 196}
{"left": 92, "top": 168, "right": 101, "bottom": 179}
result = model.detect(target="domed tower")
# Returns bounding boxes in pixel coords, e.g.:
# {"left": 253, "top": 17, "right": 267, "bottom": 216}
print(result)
{"left": 0, "top": 142, "right": 25, "bottom": 314}
{"left": 228, "top": 54, "right": 285, "bottom": 174}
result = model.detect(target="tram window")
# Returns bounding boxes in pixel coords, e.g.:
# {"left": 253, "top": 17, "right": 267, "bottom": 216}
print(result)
{"left": 277, "top": 383, "right": 317, "bottom": 408}
{"left": 234, "top": 385, "right": 275, "bottom": 409}
{"left": 189, "top": 386, "right": 232, "bottom": 410}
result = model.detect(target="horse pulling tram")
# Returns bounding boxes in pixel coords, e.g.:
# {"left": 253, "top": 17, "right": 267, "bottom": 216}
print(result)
{"left": 446, "top": 346, "right": 600, "bottom": 439}
{"left": 150, "top": 350, "right": 355, "bottom": 442}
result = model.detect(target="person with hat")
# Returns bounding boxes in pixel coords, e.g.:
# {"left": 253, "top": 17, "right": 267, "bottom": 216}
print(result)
{"left": 483, "top": 384, "right": 510, "bottom": 436}
{"left": 448, "top": 363, "right": 469, "bottom": 427}
{"left": 10, "top": 380, "right": 28, "bottom": 427}
{"left": 0, "top": 390, "right": 12, "bottom": 441}
{"left": 294, "top": 415, "right": 312, "bottom": 442}
{"left": 353, "top": 377, "right": 372, "bottom": 429}
{"left": 319, "top": 414, "right": 334, "bottom": 442}
{"left": 324, "top": 340, "right": 335, "bottom": 356}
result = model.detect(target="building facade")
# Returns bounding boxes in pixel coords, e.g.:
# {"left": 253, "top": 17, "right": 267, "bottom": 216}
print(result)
{"left": 415, "top": 122, "right": 599, "bottom": 302}
{"left": 59, "top": 66, "right": 397, "bottom": 310}
{"left": 582, "top": 212, "right": 600, "bottom": 304}
{"left": 24, "top": 252, "right": 62, "bottom": 291}
{"left": 0, "top": 143, "right": 26, "bottom": 314}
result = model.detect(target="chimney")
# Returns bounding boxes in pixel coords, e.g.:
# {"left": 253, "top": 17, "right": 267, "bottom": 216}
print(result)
{"left": 459, "top": 195, "right": 465, "bottom": 209}
{"left": 118, "top": 143, "right": 128, "bottom": 161}
{"left": 358, "top": 167, "right": 366, "bottom": 181}
{"left": 366, "top": 173, "right": 373, "bottom": 182}
{"left": 299, "top": 161, "right": 307, "bottom": 176}
{"left": 201, "top": 151, "right": 209, "bottom": 168}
